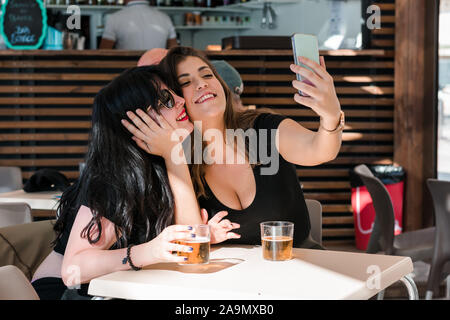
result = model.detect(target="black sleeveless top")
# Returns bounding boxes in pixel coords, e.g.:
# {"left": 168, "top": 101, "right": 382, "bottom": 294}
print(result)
{"left": 199, "top": 113, "right": 311, "bottom": 247}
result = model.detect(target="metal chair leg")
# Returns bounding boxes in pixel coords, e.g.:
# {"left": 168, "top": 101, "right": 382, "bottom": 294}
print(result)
{"left": 400, "top": 274, "right": 419, "bottom": 300}
{"left": 425, "top": 274, "right": 450, "bottom": 300}
{"left": 446, "top": 275, "right": 450, "bottom": 300}
{"left": 376, "top": 290, "right": 385, "bottom": 300}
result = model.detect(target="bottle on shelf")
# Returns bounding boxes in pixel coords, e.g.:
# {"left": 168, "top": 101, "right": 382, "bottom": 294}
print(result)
{"left": 195, "top": 0, "right": 206, "bottom": 7}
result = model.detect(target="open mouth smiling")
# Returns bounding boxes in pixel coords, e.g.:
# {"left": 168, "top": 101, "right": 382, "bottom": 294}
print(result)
{"left": 176, "top": 108, "right": 189, "bottom": 121}
{"left": 195, "top": 92, "right": 217, "bottom": 104}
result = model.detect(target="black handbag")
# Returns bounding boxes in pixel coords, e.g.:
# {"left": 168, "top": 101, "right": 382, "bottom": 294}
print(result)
{"left": 23, "top": 169, "right": 70, "bottom": 192}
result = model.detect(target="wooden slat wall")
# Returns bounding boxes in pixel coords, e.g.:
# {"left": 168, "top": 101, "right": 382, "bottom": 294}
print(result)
{"left": 0, "top": 1, "right": 396, "bottom": 246}
{"left": 370, "top": 0, "right": 395, "bottom": 50}
{"left": 0, "top": 52, "right": 142, "bottom": 201}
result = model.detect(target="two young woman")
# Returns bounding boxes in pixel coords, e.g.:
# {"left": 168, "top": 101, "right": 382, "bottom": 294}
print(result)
{"left": 32, "top": 46, "right": 342, "bottom": 299}
{"left": 124, "top": 46, "right": 343, "bottom": 247}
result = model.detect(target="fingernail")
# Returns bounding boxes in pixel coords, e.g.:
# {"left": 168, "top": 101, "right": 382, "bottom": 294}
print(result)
{"left": 188, "top": 226, "right": 193, "bottom": 230}
{"left": 184, "top": 257, "right": 188, "bottom": 261}
{"left": 189, "top": 247, "right": 193, "bottom": 252}
{"left": 191, "top": 233, "right": 196, "bottom": 238}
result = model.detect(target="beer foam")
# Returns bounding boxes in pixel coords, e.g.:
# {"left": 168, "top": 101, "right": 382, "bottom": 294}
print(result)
{"left": 261, "top": 236, "right": 293, "bottom": 242}
{"left": 184, "top": 237, "right": 210, "bottom": 243}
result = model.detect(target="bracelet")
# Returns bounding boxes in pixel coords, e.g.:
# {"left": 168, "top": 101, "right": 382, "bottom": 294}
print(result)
{"left": 123, "top": 245, "right": 142, "bottom": 271}
{"left": 320, "top": 111, "right": 345, "bottom": 133}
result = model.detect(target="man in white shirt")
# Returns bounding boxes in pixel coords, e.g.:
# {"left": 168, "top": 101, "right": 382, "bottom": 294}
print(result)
{"left": 99, "top": 0, "right": 177, "bottom": 50}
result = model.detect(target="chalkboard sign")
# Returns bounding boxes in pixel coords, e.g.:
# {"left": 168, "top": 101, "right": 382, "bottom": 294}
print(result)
{"left": 0, "top": 0, "right": 47, "bottom": 49}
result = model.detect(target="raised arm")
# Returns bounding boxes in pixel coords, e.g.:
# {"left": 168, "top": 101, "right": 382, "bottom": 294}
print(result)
{"left": 276, "top": 56, "right": 343, "bottom": 166}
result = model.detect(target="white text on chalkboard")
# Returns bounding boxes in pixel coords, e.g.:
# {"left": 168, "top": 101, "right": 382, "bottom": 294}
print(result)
{"left": 11, "top": 25, "right": 36, "bottom": 44}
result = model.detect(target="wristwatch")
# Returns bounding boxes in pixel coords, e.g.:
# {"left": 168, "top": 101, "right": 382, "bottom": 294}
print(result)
{"left": 320, "top": 110, "right": 345, "bottom": 133}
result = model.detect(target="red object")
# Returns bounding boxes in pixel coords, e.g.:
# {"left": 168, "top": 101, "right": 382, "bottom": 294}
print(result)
{"left": 351, "top": 181, "right": 404, "bottom": 251}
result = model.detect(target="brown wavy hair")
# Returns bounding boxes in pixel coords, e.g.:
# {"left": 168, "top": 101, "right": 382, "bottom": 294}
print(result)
{"left": 160, "top": 46, "right": 267, "bottom": 198}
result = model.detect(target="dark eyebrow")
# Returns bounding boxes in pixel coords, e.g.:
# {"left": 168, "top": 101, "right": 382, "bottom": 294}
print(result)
{"left": 177, "top": 65, "right": 211, "bottom": 79}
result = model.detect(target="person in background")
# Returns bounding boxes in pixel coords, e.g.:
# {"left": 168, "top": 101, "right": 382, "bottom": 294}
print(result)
{"left": 137, "top": 48, "right": 170, "bottom": 66}
{"left": 138, "top": 49, "right": 245, "bottom": 110}
{"left": 99, "top": 0, "right": 177, "bottom": 50}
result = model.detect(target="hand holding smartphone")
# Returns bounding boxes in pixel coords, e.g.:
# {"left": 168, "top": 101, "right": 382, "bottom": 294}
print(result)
{"left": 291, "top": 33, "right": 320, "bottom": 96}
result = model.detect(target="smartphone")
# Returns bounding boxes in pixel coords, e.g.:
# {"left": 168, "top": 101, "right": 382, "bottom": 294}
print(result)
{"left": 291, "top": 33, "right": 320, "bottom": 96}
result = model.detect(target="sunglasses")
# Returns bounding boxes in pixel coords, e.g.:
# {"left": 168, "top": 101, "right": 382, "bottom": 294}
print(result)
{"left": 158, "top": 88, "right": 175, "bottom": 110}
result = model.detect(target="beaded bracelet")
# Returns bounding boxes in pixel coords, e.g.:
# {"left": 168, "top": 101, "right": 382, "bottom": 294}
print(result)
{"left": 122, "top": 245, "right": 142, "bottom": 271}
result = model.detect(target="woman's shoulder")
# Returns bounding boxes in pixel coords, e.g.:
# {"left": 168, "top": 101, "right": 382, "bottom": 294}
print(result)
{"left": 253, "top": 110, "right": 288, "bottom": 130}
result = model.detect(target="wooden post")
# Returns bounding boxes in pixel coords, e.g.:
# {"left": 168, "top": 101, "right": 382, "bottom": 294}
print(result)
{"left": 394, "top": 0, "right": 438, "bottom": 231}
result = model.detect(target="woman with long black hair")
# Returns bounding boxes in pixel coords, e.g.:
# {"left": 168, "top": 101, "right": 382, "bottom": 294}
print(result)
{"left": 31, "top": 65, "right": 206, "bottom": 299}
{"left": 125, "top": 46, "right": 343, "bottom": 250}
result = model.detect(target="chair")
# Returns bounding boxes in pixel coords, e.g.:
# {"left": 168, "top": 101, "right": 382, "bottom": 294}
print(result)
{"left": 0, "top": 265, "right": 39, "bottom": 300}
{"left": 354, "top": 164, "right": 436, "bottom": 299}
{"left": 305, "top": 199, "right": 322, "bottom": 246}
{"left": 0, "top": 166, "right": 22, "bottom": 193}
{"left": 354, "top": 164, "right": 435, "bottom": 258}
{"left": 299, "top": 199, "right": 324, "bottom": 250}
{"left": 0, "top": 202, "right": 32, "bottom": 228}
{"left": 425, "top": 179, "right": 450, "bottom": 300}
{"left": 0, "top": 220, "right": 56, "bottom": 281}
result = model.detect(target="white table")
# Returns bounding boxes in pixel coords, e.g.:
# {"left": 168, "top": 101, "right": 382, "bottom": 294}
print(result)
{"left": 0, "top": 189, "right": 61, "bottom": 211}
{"left": 88, "top": 245, "right": 417, "bottom": 300}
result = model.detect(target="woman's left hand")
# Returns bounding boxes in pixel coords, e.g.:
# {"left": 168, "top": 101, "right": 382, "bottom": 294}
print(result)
{"left": 201, "top": 209, "right": 241, "bottom": 244}
{"left": 121, "top": 108, "right": 187, "bottom": 160}
{"left": 290, "top": 56, "right": 342, "bottom": 130}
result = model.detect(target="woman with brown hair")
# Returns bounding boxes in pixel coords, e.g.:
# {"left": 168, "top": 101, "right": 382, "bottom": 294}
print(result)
{"left": 123, "top": 46, "right": 343, "bottom": 249}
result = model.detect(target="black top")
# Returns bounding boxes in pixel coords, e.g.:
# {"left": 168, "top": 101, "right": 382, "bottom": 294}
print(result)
{"left": 54, "top": 210, "right": 77, "bottom": 256}
{"left": 199, "top": 113, "right": 311, "bottom": 247}
{"left": 54, "top": 201, "right": 146, "bottom": 255}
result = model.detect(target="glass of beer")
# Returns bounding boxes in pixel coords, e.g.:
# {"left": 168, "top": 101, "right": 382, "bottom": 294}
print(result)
{"left": 177, "top": 224, "right": 210, "bottom": 265}
{"left": 260, "top": 221, "right": 294, "bottom": 261}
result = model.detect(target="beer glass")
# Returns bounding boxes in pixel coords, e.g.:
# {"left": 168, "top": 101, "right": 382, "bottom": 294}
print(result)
{"left": 177, "top": 224, "right": 210, "bottom": 265}
{"left": 260, "top": 221, "right": 294, "bottom": 261}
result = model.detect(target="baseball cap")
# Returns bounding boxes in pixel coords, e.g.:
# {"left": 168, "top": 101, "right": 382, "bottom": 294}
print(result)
{"left": 210, "top": 60, "right": 244, "bottom": 96}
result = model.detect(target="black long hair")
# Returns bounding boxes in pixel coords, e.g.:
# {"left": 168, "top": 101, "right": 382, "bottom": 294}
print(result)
{"left": 53, "top": 66, "right": 175, "bottom": 248}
